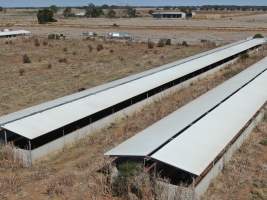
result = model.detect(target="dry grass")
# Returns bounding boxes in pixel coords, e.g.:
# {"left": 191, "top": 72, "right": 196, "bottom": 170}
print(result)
{"left": 0, "top": 47, "right": 266, "bottom": 200}
{"left": 0, "top": 37, "right": 210, "bottom": 116}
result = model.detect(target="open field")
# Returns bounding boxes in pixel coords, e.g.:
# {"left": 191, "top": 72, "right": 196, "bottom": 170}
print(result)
{"left": 1, "top": 10, "right": 267, "bottom": 44}
{"left": 0, "top": 37, "right": 210, "bottom": 116}
{"left": 0, "top": 46, "right": 266, "bottom": 200}
{"left": 1, "top": 8, "right": 267, "bottom": 200}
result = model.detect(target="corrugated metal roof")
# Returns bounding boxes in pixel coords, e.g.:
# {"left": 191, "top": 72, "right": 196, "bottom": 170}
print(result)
{"left": 105, "top": 57, "right": 267, "bottom": 157}
{"left": 0, "top": 38, "right": 262, "bottom": 127}
{"left": 1, "top": 39, "right": 265, "bottom": 140}
{"left": 0, "top": 30, "right": 31, "bottom": 37}
{"left": 152, "top": 67, "right": 267, "bottom": 176}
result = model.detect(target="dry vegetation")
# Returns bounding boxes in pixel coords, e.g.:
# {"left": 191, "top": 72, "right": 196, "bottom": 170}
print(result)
{"left": 0, "top": 46, "right": 266, "bottom": 200}
{"left": 0, "top": 37, "right": 210, "bottom": 116}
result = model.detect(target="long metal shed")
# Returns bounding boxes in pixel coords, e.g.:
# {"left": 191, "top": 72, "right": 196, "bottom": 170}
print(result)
{"left": 0, "top": 38, "right": 265, "bottom": 150}
{"left": 151, "top": 67, "right": 267, "bottom": 176}
{"left": 0, "top": 30, "right": 31, "bottom": 38}
{"left": 105, "top": 57, "right": 267, "bottom": 157}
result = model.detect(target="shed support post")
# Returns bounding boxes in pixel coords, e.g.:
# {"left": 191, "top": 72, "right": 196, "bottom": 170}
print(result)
{"left": 4, "top": 130, "right": 7, "bottom": 144}
{"left": 28, "top": 140, "right": 32, "bottom": 166}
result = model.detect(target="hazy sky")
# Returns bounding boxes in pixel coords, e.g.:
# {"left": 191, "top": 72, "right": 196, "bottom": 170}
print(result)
{"left": 0, "top": 0, "right": 267, "bottom": 7}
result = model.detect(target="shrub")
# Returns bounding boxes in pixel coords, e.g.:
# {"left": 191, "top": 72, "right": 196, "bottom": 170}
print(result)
{"left": 22, "top": 54, "right": 31, "bottom": 63}
{"left": 85, "top": 3, "right": 103, "bottom": 18}
{"left": 165, "top": 39, "right": 171, "bottom": 45}
{"left": 88, "top": 44, "right": 93, "bottom": 52}
{"left": 96, "top": 44, "right": 104, "bottom": 51}
{"left": 34, "top": 38, "right": 40, "bottom": 47}
{"left": 182, "top": 41, "right": 189, "bottom": 47}
{"left": 63, "top": 47, "right": 68, "bottom": 52}
{"left": 42, "top": 40, "right": 48, "bottom": 46}
{"left": 37, "top": 9, "right": 57, "bottom": 24}
{"left": 147, "top": 40, "right": 155, "bottom": 49}
{"left": 107, "top": 9, "right": 116, "bottom": 18}
{"left": 240, "top": 52, "right": 249, "bottom": 60}
{"left": 47, "top": 63, "right": 52, "bottom": 69}
{"left": 63, "top": 7, "right": 74, "bottom": 18}
{"left": 110, "top": 49, "right": 114, "bottom": 53}
{"left": 157, "top": 39, "right": 165, "bottom": 47}
{"left": 253, "top": 33, "right": 264, "bottom": 39}
{"left": 19, "top": 69, "right": 25, "bottom": 76}
{"left": 58, "top": 58, "right": 67, "bottom": 63}
{"left": 259, "top": 138, "right": 267, "bottom": 146}
{"left": 112, "top": 162, "right": 142, "bottom": 197}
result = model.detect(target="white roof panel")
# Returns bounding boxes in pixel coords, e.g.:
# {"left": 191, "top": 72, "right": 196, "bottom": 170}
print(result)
{"left": 105, "top": 57, "right": 267, "bottom": 156}
{"left": 0, "top": 38, "right": 262, "bottom": 126}
{"left": 1, "top": 39, "right": 266, "bottom": 140}
{"left": 0, "top": 30, "right": 31, "bottom": 37}
{"left": 151, "top": 69, "right": 267, "bottom": 176}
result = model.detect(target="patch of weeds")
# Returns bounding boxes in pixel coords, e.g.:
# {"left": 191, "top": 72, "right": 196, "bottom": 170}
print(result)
{"left": 259, "top": 138, "right": 267, "bottom": 146}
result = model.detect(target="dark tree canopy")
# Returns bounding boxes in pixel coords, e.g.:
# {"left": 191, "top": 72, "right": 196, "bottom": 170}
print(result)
{"left": 107, "top": 9, "right": 116, "bottom": 18}
{"left": 85, "top": 3, "right": 103, "bottom": 18}
{"left": 50, "top": 5, "right": 58, "bottom": 14}
{"left": 126, "top": 7, "right": 136, "bottom": 18}
{"left": 37, "top": 9, "right": 57, "bottom": 24}
{"left": 63, "top": 7, "right": 74, "bottom": 17}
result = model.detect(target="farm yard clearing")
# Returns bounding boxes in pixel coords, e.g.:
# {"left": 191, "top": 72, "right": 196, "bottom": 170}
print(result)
{"left": 0, "top": 41, "right": 267, "bottom": 199}
{"left": 0, "top": 5, "right": 267, "bottom": 200}
{"left": 0, "top": 37, "right": 209, "bottom": 116}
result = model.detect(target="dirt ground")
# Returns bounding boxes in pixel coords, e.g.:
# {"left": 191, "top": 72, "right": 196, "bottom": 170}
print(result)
{"left": 0, "top": 9, "right": 267, "bottom": 200}
{"left": 0, "top": 37, "right": 210, "bottom": 116}
{"left": 1, "top": 10, "right": 267, "bottom": 44}
{"left": 0, "top": 48, "right": 266, "bottom": 200}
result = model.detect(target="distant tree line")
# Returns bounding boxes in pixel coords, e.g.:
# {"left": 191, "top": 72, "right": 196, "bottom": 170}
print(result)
{"left": 165, "top": 5, "right": 267, "bottom": 11}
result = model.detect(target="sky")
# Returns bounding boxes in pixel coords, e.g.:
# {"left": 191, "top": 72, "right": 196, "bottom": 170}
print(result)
{"left": 0, "top": 0, "right": 267, "bottom": 7}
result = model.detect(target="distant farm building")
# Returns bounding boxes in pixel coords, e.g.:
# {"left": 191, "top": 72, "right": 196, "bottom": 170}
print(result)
{"left": 152, "top": 11, "right": 195, "bottom": 19}
{"left": 0, "top": 29, "right": 31, "bottom": 38}
{"left": 106, "top": 32, "right": 133, "bottom": 40}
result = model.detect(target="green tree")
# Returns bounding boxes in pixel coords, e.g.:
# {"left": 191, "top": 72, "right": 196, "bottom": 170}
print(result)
{"left": 63, "top": 7, "right": 73, "bottom": 17}
{"left": 107, "top": 9, "right": 116, "bottom": 18}
{"left": 37, "top": 9, "right": 57, "bottom": 24}
{"left": 85, "top": 3, "right": 103, "bottom": 18}
{"left": 126, "top": 6, "right": 136, "bottom": 18}
{"left": 50, "top": 5, "right": 58, "bottom": 14}
{"left": 0, "top": 7, "right": 3, "bottom": 12}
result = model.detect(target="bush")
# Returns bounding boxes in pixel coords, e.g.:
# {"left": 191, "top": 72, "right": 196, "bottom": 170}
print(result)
{"left": 34, "top": 38, "right": 40, "bottom": 47}
{"left": 43, "top": 40, "right": 48, "bottom": 46}
{"left": 47, "top": 63, "right": 52, "bottom": 69}
{"left": 147, "top": 40, "right": 155, "bottom": 49}
{"left": 126, "top": 7, "right": 137, "bottom": 18}
{"left": 240, "top": 52, "right": 249, "bottom": 60}
{"left": 157, "top": 39, "right": 165, "bottom": 47}
{"left": 96, "top": 44, "right": 104, "bottom": 51}
{"left": 107, "top": 9, "right": 116, "bottom": 18}
{"left": 22, "top": 54, "right": 31, "bottom": 63}
{"left": 182, "top": 41, "right": 189, "bottom": 47}
{"left": 19, "top": 69, "right": 25, "bottom": 76}
{"left": 253, "top": 33, "right": 264, "bottom": 39}
{"left": 37, "top": 9, "right": 57, "bottom": 24}
{"left": 112, "top": 162, "right": 142, "bottom": 197}
{"left": 85, "top": 3, "right": 103, "bottom": 18}
{"left": 58, "top": 58, "right": 67, "bottom": 63}
{"left": 88, "top": 44, "right": 93, "bottom": 52}
{"left": 63, "top": 7, "right": 75, "bottom": 18}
